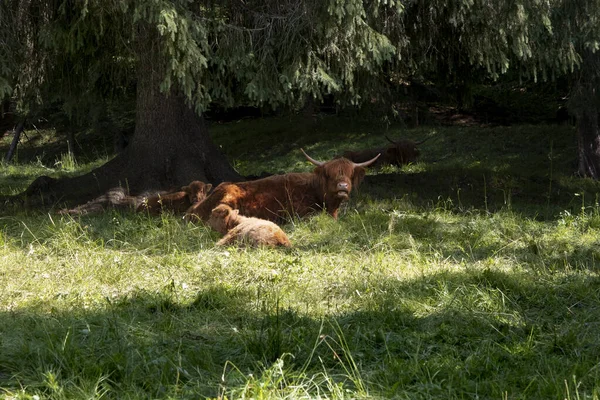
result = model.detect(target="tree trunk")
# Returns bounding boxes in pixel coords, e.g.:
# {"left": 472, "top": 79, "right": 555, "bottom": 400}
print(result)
{"left": 16, "top": 24, "right": 242, "bottom": 208}
{"left": 575, "top": 92, "right": 600, "bottom": 178}
{"left": 570, "top": 50, "right": 600, "bottom": 179}
{"left": 4, "top": 121, "right": 24, "bottom": 163}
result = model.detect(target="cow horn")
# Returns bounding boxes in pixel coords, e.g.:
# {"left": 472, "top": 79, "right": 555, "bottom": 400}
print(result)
{"left": 353, "top": 153, "right": 381, "bottom": 168}
{"left": 415, "top": 137, "right": 431, "bottom": 145}
{"left": 300, "top": 148, "right": 325, "bottom": 167}
{"left": 385, "top": 135, "right": 397, "bottom": 144}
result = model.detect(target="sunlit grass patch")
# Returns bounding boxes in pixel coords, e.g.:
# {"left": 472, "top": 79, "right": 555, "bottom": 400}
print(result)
{"left": 53, "top": 151, "right": 78, "bottom": 172}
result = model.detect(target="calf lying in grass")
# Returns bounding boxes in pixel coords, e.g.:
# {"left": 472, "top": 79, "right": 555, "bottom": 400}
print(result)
{"left": 208, "top": 204, "right": 291, "bottom": 248}
{"left": 137, "top": 181, "right": 212, "bottom": 215}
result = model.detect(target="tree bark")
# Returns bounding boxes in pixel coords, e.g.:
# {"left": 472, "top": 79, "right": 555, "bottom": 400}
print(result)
{"left": 570, "top": 50, "right": 600, "bottom": 179}
{"left": 4, "top": 121, "right": 24, "bottom": 163}
{"left": 16, "top": 24, "right": 242, "bottom": 208}
{"left": 575, "top": 92, "right": 600, "bottom": 178}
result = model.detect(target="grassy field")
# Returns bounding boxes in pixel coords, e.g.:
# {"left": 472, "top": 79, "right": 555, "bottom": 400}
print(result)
{"left": 1, "top": 115, "right": 600, "bottom": 399}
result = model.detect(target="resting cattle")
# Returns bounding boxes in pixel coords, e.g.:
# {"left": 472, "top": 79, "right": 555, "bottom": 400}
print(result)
{"left": 137, "top": 180, "right": 212, "bottom": 215}
{"left": 57, "top": 187, "right": 139, "bottom": 215}
{"left": 342, "top": 147, "right": 387, "bottom": 167}
{"left": 342, "top": 136, "right": 428, "bottom": 167}
{"left": 382, "top": 135, "right": 429, "bottom": 166}
{"left": 185, "top": 149, "right": 380, "bottom": 223}
{"left": 208, "top": 204, "right": 291, "bottom": 247}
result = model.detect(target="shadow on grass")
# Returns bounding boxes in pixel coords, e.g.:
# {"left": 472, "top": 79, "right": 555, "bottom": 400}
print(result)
{"left": 1, "top": 270, "right": 600, "bottom": 398}
{"left": 363, "top": 165, "right": 600, "bottom": 219}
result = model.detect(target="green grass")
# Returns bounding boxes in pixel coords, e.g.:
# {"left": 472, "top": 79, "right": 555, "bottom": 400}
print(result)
{"left": 2, "top": 115, "right": 600, "bottom": 399}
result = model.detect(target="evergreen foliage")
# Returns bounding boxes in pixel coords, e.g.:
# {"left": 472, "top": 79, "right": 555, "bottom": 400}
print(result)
{"left": 3, "top": 0, "right": 600, "bottom": 186}
{"left": 2, "top": 0, "right": 599, "bottom": 116}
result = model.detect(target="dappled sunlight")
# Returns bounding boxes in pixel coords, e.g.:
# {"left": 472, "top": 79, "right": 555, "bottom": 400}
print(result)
{"left": 3, "top": 118, "right": 600, "bottom": 398}
{"left": 2, "top": 207, "right": 600, "bottom": 398}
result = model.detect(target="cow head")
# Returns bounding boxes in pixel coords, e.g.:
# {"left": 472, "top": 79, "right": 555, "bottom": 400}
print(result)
{"left": 208, "top": 204, "right": 239, "bottom": 234}
{"left": 182, "top": 181, "right": 212, "bottom": 204}
{"left": 385, "top": 135, "right": 428, "bottom": 165}
{"left": 301, "top": 148, "right": 379, "bottom": 203}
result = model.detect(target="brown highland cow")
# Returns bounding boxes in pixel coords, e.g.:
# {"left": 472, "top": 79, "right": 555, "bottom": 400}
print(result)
{"left": 185, "top": 149, "right": 380, "bottom": 223}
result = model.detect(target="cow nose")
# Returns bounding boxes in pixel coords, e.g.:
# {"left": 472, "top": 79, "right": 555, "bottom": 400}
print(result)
{"left": 337, "top": 182, "right": 349, "bottom": 191}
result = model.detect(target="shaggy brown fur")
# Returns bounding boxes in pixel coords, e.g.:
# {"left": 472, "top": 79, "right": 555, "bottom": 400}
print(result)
{"left": 208, "top": 204, "right": 291, "bottom": 247}
{"left": 137, "top": 180, "right": 212, "bottom": 215}
{"left": 185, "top": 149, "right": 380, "bottom": 223}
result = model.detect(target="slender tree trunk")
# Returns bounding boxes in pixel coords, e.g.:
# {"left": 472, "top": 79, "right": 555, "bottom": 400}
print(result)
{"left": 17, "top": 24, "right": 242, "bottom": 208}
{"left": 4, "top": 121, "right": 24, "bottom": 163}
{"left": 570, "top": 50, "right": 600, "bottom": 179}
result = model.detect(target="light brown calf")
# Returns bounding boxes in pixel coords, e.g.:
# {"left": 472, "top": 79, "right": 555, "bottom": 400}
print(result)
{"left": 208, "top": 204, "right": 291, "bottom": 247}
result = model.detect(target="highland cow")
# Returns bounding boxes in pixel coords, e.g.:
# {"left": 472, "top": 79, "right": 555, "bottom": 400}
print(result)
{"left": 342, "top": 136, "right": 429, "bottom": 167}
{"left": 342, "top": 147, "right": 388, "bottom": 167}
{"left": 185, "top": 149, "right": 380, "bottom": 223}
{"left": 208, "top": 204, "right": 291, "bottom": 247}
{"left": 382, "top": 135, "right": 429, "bottom": 166}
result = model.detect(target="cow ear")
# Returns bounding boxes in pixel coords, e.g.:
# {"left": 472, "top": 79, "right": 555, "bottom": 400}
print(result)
{"left": 231, "top": 209, "right": 240, "bottom": 217}
{"left": 352, "top": 167, "right": 366, "bottom": 187}
{"left": 206, "top": 183, "right": 213, "bottom": 192}
{"left": 216, "top": 206, "right": 227, "bottom": 216}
